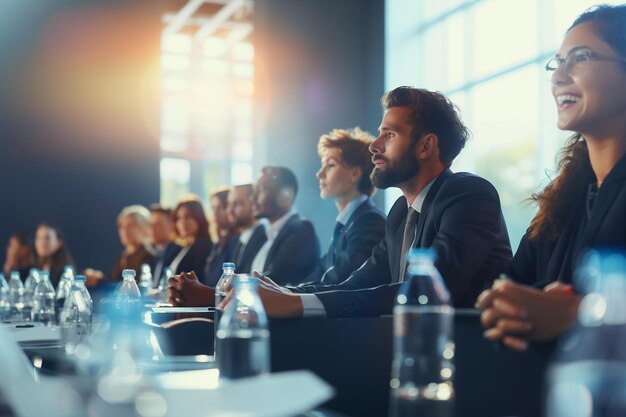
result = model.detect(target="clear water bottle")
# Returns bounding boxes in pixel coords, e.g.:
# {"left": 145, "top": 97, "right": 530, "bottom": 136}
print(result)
{"left": 216, "top": 274, "right": 270, "bottom": 380}
{"left": 30, "top": 271, "right": 56, "bottom": 326}
{"left": 547, "top": 249, "right": 626, "bottom": 417}
{"left": 215, "top": 263, "right": 236, "bottom": 319}
{"left": 389, "top": 248, "right": 454, "bottom": 417}
{"left": 117, "top": 269, "right": 141, "bottom": 300}
{"left": 74, "top": 275, "right": 93, "bottom": 323}
{"left": 0, "top": 273, "right": 9, "bottom": 320}
{"left": 23, "top": 268, "right": 40, "bottom": 308}
{"left": 138, "top": 264, "right": 152, "bottom": 297}
{"left": 59, "top": 280, "right": 92, "bottom": 353}
{"left": 214, "top": 262, "right": 236, "bottom": 357}
{"left": 116, "top": 269, "right": 142, "bottom": 319}
{"left": 8, "top": 271, "right": 25, "bottom": 320}
{"left": 156, "top": 266, "right": 173, "bottom": 303}
{"left": 55, "top": 265, "right": 75, "bottom": 314}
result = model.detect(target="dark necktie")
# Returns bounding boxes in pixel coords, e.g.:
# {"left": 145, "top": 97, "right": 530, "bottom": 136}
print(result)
{"left": 329, "top": 222, "right": 344, "bottom": 264}
{"left": 398, "top": 208, "right": 419, "bottom": 282}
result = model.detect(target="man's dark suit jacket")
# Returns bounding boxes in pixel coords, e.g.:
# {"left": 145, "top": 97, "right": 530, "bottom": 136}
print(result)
{"left": 291, "top": 198, "right": 386, "bottom": 291}
{"left": 315, "top": 169, "right": 513, "bottom": 317}
{"left": 263, "top": 213, "right": 320, "bottom": 286}
{"left": 235, "top": 224, "right": 267, "bottom": 274}
{"left": 506, "top": 154, "right": 626, "bottom": 289}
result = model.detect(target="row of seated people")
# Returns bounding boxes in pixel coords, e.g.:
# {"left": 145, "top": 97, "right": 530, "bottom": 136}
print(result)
{"left": 3, "top": 126, "right": 387, "bottom": 300}
{"left": 167, "top": 3, "right": 626, "bottom": 352}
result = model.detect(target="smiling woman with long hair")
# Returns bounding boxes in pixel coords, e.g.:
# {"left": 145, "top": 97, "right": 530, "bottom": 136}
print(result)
{"left": 479, "top": 4, "right": 626, "bottom": 351}
{"left": 162, "top": 196, "right": 213, "bottom": 283}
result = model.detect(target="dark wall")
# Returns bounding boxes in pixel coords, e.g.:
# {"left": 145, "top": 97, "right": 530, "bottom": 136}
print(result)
{"left": 0, "top": 1, "right": 162, "bottom": 273}
{"left": 253, "top": 0, "right": 385, "bottom": 250}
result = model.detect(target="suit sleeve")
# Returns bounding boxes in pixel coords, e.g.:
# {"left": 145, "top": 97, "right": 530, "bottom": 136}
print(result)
{"left": 300, "top": 211, "right": 386, "bottom": 287}
{"left": 430, "top": 177, "right": 508, "bottom": 303}
{"left": 293, "top": 233, "right": 393, "bottom": 294}
{"left": 316, "top": 282, "right": 401, "bottom": 318}
{"left": 265, "top": 221, "right": 320, "bottom": 286}
{"left": 322, "top": 212, "right": 386, "bottom": 285}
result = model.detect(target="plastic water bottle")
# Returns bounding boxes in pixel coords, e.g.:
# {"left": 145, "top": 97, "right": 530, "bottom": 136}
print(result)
{"left": 0, "top": 273, "right": 9, "bottom": 320}
{"left": 55, "top": 265, "right": 75, "bottom": 313}
{"left": 117, "top": 269, "right": 141, "bottom": 300}
{"left": 547, "top": 249, "right": 626, "bottom": 417}
{"left": 23, "top": 268, "right": 40, "bottom": 308}
{"left": 389, "top": 248, "right": 454, "bottom": 417}
{"left": 156, "top": 266, "right": 173, "bottom": 303}
{"left": 216, "top": 274, "right": 270, "bottom": 380}
{"left": 138, "top": 264, "right": 152, "bottom": 296}
{"left": 215, "top": 263, "right": 236, "bottom": 320}
{"left": 8, "top": 271, "right": 25, "bottom": 320}
{"left": 74, "top": 275, "right": 93, "bottom": 321}
{"left": 59, "top": 279, "right": 92, "bottom": 353}
{"left": 30, "top": 271, "right": 56, "bottom": 325}
{"left": 116, "top": 269, "right": 142, "bottom": 320}
{"left": 214, "top": 262, "right": 236, "bottom": 356}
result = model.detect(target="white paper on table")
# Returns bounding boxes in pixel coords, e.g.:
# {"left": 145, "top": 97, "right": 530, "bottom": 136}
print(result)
{"left": 158, "top": 370, "right": 334, "bottom": 417}
{"left": 0, "top": 324, "right": 82, "bottom": 417}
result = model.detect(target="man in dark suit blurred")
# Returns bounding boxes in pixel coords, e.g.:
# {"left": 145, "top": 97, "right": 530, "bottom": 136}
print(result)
{"left": 226, "top": 184, "right": 266, "bottom": 274}
{"left": 246, "top": 166, "right": 320, "bottom": 285}
{"left": 251, "top": 87, "right": 513, "bottom": 318}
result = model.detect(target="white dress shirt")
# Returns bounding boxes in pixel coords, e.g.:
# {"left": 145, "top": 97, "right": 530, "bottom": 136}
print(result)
{"left": 250, "top": 209, "right": 296, "bottom": 273}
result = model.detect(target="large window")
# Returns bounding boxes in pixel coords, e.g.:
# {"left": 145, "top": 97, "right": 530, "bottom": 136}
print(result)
{"left": 386, "top": 0, "right": 623, "bottom": 250}
{"left": 160, "top": 2, "right": 254, "bottom": 207}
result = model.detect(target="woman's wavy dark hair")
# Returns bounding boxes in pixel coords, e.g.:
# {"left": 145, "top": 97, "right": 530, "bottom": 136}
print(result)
{"left": 528, "top": 4, "right": 626, "bottom": 240}
{"left": 528, "top": 135, "right": 594, "bottom": 239}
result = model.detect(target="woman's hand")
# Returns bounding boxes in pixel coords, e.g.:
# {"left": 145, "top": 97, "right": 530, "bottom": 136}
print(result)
{"left": 477, "top": 279, "right": 580, "bottom": 351}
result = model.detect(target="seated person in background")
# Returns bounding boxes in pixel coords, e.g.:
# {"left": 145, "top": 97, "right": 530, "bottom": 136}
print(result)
{"left": 34, "top": 223, "right": 75, "bottom": 288}
{"left": 162, "top": 196, "right": 213, "bottom": 283}
{"left": 203, "top": 187, "right": 241, "bottom": 286}
{"left": 110, "top": 205, "right": 155, "bottom": 281}
{"left": 227, "top": 184, "right": 267, "bottom": 274}
{"left": 174, "top": 87, "right": 512, "bottom": 312}
{"left": 478, "top": 4, "right": 626, "bottom": 351}
{"left": 148, "top": 204, "right": 176, "bottom": 288}
{"left": 294, "top": 127, "right": 385, "bottom": 289}
{"left": 4, "top": 233, "right": 34, "bottom": 281}
{"left": 168, "top": 166, "right": 320, "bottom": 305}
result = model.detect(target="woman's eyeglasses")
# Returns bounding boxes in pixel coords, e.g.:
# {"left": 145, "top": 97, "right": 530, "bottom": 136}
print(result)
{"left": 545, "top": 48, "right": 626, "bottom": 79}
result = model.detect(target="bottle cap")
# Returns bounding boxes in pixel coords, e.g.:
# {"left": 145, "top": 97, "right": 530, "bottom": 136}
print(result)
{"left": 74, "top": 275, "right": 87, "bottom": 282}
{"left": 222, "top": 262, "right": 236, "bottom": 269}
{"left": 122, "top": 269, "right": 137, "bottom": 277}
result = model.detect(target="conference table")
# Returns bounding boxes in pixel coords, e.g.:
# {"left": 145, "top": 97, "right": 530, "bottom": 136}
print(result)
{"left": 5, "top": 308, "right": 555, "bottom": 417}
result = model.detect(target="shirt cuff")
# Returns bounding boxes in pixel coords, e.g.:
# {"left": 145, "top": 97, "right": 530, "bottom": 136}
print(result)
{"left": 300, "top": 294, "right": 327, "bottom": 318}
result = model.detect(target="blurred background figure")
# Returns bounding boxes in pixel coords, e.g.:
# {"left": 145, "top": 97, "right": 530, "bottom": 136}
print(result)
{"left": 162, "top": 196, "right": 213, "bottom": 282}
{"left": 204, "top": 187, "right": 240, "bottom": 286}
{"left": 3, "top": 233, "right": 34, "bottom": 281}
{"left": 110, "top": 205, "right": 155, "bottom": 281}
{"left": 148, "top": 204, "right": 176, "bottom": 288}
{"left": 227, "top": 184, "right": 267, "bottom": 274}
{"left": 248, "top": 166, "right": 319, "bottom": 286}
{"left": 34, "top": 223, "right": 74, "bottom": 288}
